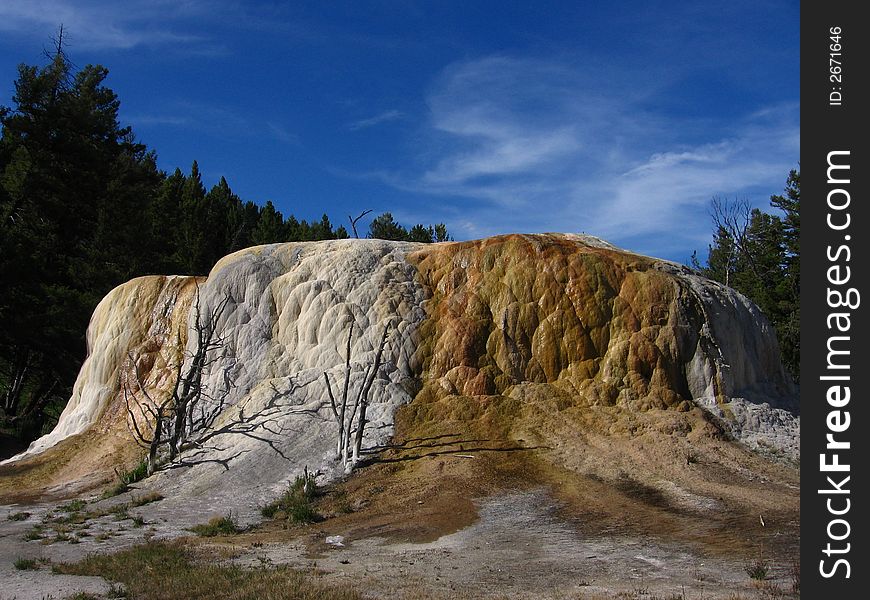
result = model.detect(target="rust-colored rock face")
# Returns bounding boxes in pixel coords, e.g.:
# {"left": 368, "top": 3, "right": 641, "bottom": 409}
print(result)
{"left": 409, "top": 234, "right": 791, "bottom": 414}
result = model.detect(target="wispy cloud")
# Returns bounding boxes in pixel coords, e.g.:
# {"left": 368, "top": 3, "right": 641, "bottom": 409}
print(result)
{"left": 266, "top": 122, "right": 300, "bottom": 144}
{"left": 126, "top": 103, "right": 299, "bottom": 146}
{"left": 0, "top": 0, "right": 214, "bottom": 51}
{"left": 366, "top": 56, "right": 798, "bottom": 259}
{"left": 125, "top": 114, "right": 191, "bottom": 126}
{"left": 348, "top": 109, "right": 404, "bottom": 131}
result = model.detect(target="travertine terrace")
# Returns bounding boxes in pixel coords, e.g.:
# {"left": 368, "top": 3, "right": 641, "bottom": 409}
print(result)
{"left": 2, "top": 234, "right": 798, "bottom": 510}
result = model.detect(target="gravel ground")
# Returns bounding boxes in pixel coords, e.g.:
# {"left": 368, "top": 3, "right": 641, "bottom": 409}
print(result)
{"left": 0, "top": 487, "right": 797, "bottom": 600}
{"left": 232, "top": 489, "right": 796, "bottom": 599}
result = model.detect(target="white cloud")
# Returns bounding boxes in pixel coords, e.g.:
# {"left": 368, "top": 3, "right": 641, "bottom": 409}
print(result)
{"left": 126, "top": 102, "right": 299, "bottom": 148}
{"left": 348, "top": 110, "right": 404, "bottom": 131}
{"left": 0, "top": 0, "right": 211, "bottom": 50}
{"left": 266, "top": 121, "right": 300, "bottom": 144}
{"left": 373, "top": 56, "right": 798, "bottom": 260}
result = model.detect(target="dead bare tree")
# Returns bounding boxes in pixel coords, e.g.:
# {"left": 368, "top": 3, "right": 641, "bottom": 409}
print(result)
{"left": 350, "top": 324, "right": 392, "bottom": 464}
{"left": 710, "top": 195, "right": 761, "bottom": 287}
{"left": 348, "top": 209, "right": 373, "bottom": 239}
{"left": 123, "top": 356, "right": 174, "bottom": 476}
{"left": 122, "top": 286, "right": 233, "bottom": 475}
{"left": 167, "top": 289, "right": 232, "bottom": 460}
{"left": 324, "top": 320, "right": 394, "bottom": 468}
{"left": 323, "top": 320, "right": 354, "bottom": 462}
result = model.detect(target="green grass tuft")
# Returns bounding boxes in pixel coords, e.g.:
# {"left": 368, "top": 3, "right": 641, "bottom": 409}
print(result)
{"left": 14, "top": 557, "right": 40, "bottom": 570}
{"left": 103, "top": 459, "right": 150, "bottom": 498}
{"left": 189, "top": 514, "right": 242, "bottom": 537}
{"left": 261, "top": 471, "right": 321, "bottom": 524}
{"left": 60, "top": 499, "right": 87, "bottom": 512}
{"left": 23, "top": 525, "right": 44, "bottom": 541}
{"left": 745, "top": 559, "right": 769, "bottom": 580}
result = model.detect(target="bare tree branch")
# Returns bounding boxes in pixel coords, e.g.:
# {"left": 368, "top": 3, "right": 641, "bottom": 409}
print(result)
{"left": 348, "top": 209, "right": 373, "bottom": 239}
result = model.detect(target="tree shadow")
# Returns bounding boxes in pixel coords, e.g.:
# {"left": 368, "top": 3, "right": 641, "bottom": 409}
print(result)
{"left": 361, "top": 443, "right": 550, "bottom": 464}
{"left": 368, "top": 432, "right": 491, "bottom": 453}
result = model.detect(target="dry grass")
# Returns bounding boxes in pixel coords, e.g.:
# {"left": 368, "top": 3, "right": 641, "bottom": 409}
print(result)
{"left": 189, "top": 514, "right": 242, "bottom": 537}
{"left": 53, "top": 540, "right": 363, "bottom": 600}
{"left": 130, "top": 491, "right": 164, "bottom": 506}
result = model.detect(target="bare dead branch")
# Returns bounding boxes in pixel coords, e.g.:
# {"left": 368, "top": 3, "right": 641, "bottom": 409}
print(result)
{"left": 349, "top": 209, "right": 373, "bottom": 239}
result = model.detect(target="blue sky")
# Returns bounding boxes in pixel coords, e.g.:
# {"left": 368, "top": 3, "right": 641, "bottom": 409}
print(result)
{"left": 0, "top": 1, "right": 799, "bottom": 262}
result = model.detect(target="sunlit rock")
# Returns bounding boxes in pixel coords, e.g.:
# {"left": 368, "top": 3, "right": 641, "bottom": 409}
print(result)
{"left": 3, "top": 234, "right": 797, "bottom": 505}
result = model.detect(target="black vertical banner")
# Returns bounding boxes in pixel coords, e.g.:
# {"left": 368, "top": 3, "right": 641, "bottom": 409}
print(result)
{"left": 802, "top": 1, "right": 869, "bottom": 597}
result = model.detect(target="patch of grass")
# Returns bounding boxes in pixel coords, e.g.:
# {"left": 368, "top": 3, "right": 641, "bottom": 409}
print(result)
{"left": 132, "top": 515, "right": 146, "bottom": 527}
{"left": 745, "top": 558, "right": 770, "bottom": 580}
{"left": 7, "top": 511, "right": 31, "bottom": 521}
{"left": 53, "top": 540, "right": 362, "bottom": 600}
{"left": 261, "top": 471, "right": 322, "bottom": 524}
{"left": 103, "top": 481, "right": 131, "bottom": 499}
{"left": 107, "top": 583, "right": 130, "bottom": 598}
{"left": 53, "top": 530, "right": 71, "bottom": 543}
{"left": 130, "top": 491, "right": 163, "bottom": 507}
{"left": 103, "top": 459, "right": 150, "bottom": 498}
{"left": 14, "top": 556, "right": 39, "bottom": 570}
{"left": 287, "top": 500, "right": 319, "bottom": 524}
{"left": 189, "top": 514, "right": 242, "bottom": 537}
{"left": 332, "top": 490, "right": 354, "bottom": 514}
{"left": 23, "top": 525, "right": 44, "bottom": 541}
{"left": 52, "top": 510, "right": 89, "bottom": 525}
{"left": 60, "top": 499, "right": 87, "bottom": 512}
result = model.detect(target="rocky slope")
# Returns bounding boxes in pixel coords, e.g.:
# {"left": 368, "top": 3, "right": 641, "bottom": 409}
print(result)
{"left": 1, "top": 234, "right": 798, "bottom": 510}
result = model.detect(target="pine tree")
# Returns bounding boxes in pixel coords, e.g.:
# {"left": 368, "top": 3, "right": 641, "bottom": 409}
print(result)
{"left": 368, "top": 212, "right": 408, "bottom": 241}
{"left": 149, "top": 167, "right": 186, "bottom": 273}
{"left": 407, "top": 224, "right": 434, "bottom": 242}
{"left": 433, "top": 223, "right": 451, "bottom": 242}
{"left": 0, "top": 38, "right": 160, "bottom": 434}
{"left": 769, "top": 169, "right": 799, "bottom": 379}
{"left": 176, "top": 161, "right": 210, "bottom": 273}
{"left": 251, "top": 200, "right": 287, "bottom": 244}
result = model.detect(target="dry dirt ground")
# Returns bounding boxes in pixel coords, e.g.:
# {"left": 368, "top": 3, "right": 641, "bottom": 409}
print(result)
{"left": 0, "top": 401, "right": 799, "bottom": 600}
{"left": 0, "top": 446, "right": 799, "bottom": 600}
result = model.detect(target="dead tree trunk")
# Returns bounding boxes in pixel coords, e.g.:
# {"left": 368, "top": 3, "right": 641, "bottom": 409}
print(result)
{"left": 324, "top": 320, "right": 354, "bottom": 462}
{"left": 123, "top": 354, "right": 174, "bottom": 476}
{"left": 351, "top": 324, "right": 391, "bottom": 464}
{"left": 123, "top": 286, "right": 232, "bottom": 474}
{"left": 167, "top": 290, "right": 229, "bottom": 460}
{"left": 324, "top": 320, "right": 394, "bottom": 469}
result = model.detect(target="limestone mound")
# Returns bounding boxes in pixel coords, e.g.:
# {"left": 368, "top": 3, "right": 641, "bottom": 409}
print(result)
{"left": 0, "top": 234, "right": 797, "bottom": 511}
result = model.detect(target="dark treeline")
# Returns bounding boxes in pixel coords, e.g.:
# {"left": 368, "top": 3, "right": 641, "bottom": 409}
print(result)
{"left": 692, "top": 170, "right": 800, "bottom": 382}
{"left": 0, "top": 45, "right": 448, "bottom": 443}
